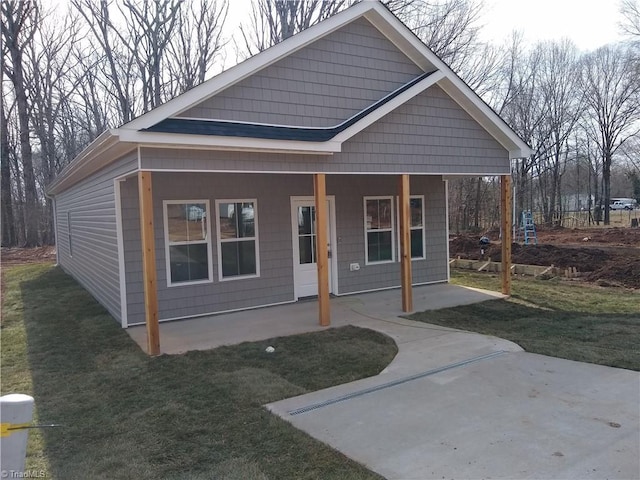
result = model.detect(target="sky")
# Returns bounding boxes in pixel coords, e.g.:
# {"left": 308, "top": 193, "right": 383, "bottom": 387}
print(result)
{"left": 225, "top": 0, "right": 625, "bottom": 53}
{"left": 479, "top": 0, "right": 624, "bottom": 51}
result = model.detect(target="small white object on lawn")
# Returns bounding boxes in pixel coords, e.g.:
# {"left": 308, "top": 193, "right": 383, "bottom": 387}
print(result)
{"left": 265, "top": 346, "right": 275, "bottom": 353}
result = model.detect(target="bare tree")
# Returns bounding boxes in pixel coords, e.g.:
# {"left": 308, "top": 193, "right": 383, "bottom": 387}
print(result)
{"left": 240, "top": 0, "right": 353, "bottom": 55}
{"left": 620, "top": 0, "right": 640, "bottom": 39}
{"left": 73, "top": 0, "right": 228, "bottom": 120}
{"left": 496, "top": 37, "right": 547, "bottom": 222}
{"left": 581, "top": 44, "right": 640, "bottom": 224}
{"left": 1, "top": 87, "right": 16, "bottom": 246}
{"left": 72, "top": 0, "right": 138, "bottom": 124}
{"left": 405, "top": 0, "right": 482, "bottom": 68}
{"left": 71, "top": 50, "right": 110, "bottom": 144}
{"left": 1, "top": 0, "right": 41, "bottom": 246}
{"left": 26, "top": 7, "right": 82, "bottom": 243}
{"left": 533, "top": 40, "right": 583, "bottom": 225}
{"left": 166, "top": 0, "right": 228, "bottom": 96}
{"left": 120, "top": 0, "right": 181, "bottom": 111}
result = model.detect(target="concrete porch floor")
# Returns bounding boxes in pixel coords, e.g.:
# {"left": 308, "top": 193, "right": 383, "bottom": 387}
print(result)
{"left": 126, "top": 283, "right": 505, "bottom": 355}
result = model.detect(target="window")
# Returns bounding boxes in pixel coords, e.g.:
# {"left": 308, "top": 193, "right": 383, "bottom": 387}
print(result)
{"left": 364, "top": 197, "right": 395, "bottom": 264}
{"left": 163, "top": 200, "right": 212, "bottom": 286}
{"left": 408, "top": 196, "right": 425, "bottom": 259}
{"left": 396, "top": 195, "right": 426, "bottom": 260}
{"left": 216, "top": 200, "right": 259, "bottom": 280}
{"left": 297, "top": 205, "right": 316, "bottom": 264}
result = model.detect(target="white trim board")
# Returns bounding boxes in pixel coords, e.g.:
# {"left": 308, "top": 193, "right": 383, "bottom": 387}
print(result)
{"left": 52, "top": 197, "right": 59, "bottom": 266}
{"left": 114, "top": 179, "right": 128, "bottom": 328}
{"left": 444, "top": 179, "right": 451, "bottom": 283}
{"left": 139, "top": 168, "right": 510, "bottom": 176}
{"left": 119, "top": 129, "right": 341, "bottom": 154}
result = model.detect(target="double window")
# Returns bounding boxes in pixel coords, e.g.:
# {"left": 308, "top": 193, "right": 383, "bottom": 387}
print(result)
{"left": 215, "top": 200, "right": 259, "bottom": 280}
{"left": 363, "top": 195, "right": 425, "bottom": 264}
{"left": 163, "top": 200, "right": 212, "bottom": 286}
{"left": 164, "top": 199, "right": 259, "bottom": 286}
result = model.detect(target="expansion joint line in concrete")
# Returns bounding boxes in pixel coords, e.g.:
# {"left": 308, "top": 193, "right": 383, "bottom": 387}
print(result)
{"left": 288, "top": 350, "right": 508, "bottom": 416}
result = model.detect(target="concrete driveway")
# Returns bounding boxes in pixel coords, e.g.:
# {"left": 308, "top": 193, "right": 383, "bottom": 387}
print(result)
{"left": 268, "top": 330, "right": 640, "bottom": 479}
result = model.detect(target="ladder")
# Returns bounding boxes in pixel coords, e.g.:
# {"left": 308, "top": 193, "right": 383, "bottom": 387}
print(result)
{"left": 518, "top": 211, "right": 537, "bottom": 245}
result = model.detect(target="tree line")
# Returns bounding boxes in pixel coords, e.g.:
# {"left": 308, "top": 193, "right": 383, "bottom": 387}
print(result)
{"left": 2, "top": 0, "right": 639, "bottom": 247}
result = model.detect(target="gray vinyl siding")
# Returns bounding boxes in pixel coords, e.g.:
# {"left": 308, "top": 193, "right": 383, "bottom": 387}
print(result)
{"left": 122, "top": 173, "right": 314, "bottom": 325}
{"left": 55, "top": 154, "right": 137, "bottom": 324}
{"left": 340, "top": 85, "right": 509, "bottom": 174}
{"left": 329, "top": 175, "right": 447, "bottom": 294}
{"left": 178, "top": 18, "right": 423, "bottom": 127}
{"left": 121, "top": 172, "right": 447, "bottom": 325}
{"left": 142, "top": 88, "right": 509, "bottom": 176}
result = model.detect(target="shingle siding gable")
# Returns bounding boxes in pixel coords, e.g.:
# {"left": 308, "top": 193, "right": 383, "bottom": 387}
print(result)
{"left": 177, "top": 17, "right": 423, "bottom": 127}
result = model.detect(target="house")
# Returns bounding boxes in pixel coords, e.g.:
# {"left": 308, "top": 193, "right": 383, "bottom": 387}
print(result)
{"left": 46, "top": 1, "right": 530, "bottom": 355}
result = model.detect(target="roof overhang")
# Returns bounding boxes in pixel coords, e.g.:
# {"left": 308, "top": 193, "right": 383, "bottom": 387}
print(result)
{"left": 46, "top": 130, "right": 136, "bottom": 196}
{"left": 117, "top": 129, "right": 341, "bottom": 154}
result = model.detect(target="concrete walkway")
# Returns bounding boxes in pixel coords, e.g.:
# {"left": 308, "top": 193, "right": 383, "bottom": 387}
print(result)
{"left": 266, "top": 316, "right": 639, "bottom": 480}
{"left": 127, "top": 283, "right": 506, "bottom": 355}
{"left": 268, "top": 351, "right": 639, "bottom": 480}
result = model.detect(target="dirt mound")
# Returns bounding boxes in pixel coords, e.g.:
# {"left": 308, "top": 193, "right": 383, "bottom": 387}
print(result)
{"left": 585, "top": 259, "right": 640, "bottom": 288}
{"left": 506, "top": 244, "right": 609, "bottom": 272}
{"left": 450, "top": 228, "right": 640, "bottom": 289}
{"left": 536, "top": 226, "right": 640, "bottom": 246}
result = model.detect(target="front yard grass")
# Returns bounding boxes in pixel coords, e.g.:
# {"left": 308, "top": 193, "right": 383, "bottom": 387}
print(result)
{"left": 409, "top": 271, "right": 640, "bottom": 371}
{"left": 1, "top": 264, "right": 397, "bottom": 480}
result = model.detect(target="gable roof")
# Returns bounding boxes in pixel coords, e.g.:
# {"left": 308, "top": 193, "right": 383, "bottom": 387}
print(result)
{"left": 48, "top": 1, "right": 531, "bottom": 195}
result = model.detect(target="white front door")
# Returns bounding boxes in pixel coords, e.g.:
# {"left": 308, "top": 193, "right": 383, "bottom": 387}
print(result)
{"left": 291, "top": 197, "right": 335, "bottom": 299}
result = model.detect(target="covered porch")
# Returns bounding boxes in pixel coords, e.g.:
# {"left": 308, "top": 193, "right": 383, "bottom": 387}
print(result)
{"left": 126, "top": 282, "right": 505, "bottom": 355}
{"left": 134, "top": 171, "right": 513, "bottom": 355}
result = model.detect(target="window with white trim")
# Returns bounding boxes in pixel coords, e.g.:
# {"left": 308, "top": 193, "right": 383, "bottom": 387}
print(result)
{"left": 216, "top": 200, "right": 259, "bottom": 280}
{"left": 364, "top": 196, "right": 395, "bottom": 264}
{"left": 163, "top": 200, "right": 212, "bottom": 286}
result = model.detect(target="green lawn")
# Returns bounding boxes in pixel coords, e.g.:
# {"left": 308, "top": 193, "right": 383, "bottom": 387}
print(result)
{"left": 409, "top": 271, "right": 640, "bottom": 371}
{"left": 1, "top": 264, "right": 397, "bottom": 480}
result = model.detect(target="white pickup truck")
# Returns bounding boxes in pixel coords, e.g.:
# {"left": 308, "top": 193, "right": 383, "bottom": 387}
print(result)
{"left": 610, "top": 200, "right": 635, "bottom": 210}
